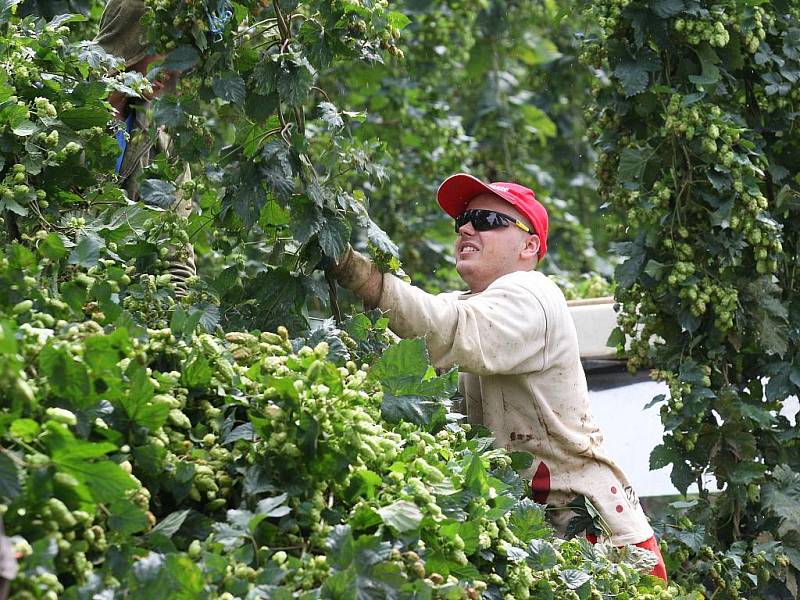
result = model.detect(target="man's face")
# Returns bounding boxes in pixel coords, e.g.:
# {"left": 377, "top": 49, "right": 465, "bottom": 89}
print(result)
{"left": 454, "top": 193, "right": 539, "bottom": 293}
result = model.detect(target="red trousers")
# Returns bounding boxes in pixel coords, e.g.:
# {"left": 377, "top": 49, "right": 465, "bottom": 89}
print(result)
{"left": 586, "top": 534, "right": 668, "bottom": 582}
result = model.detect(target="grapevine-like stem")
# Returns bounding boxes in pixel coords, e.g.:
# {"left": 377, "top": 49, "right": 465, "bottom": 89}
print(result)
{"left": 311, "top": 86, "right": 333, "bottom": 104}
{"left": 252, "top": 38, "right": 282, "bottom": 52}
{"left": 325, "top": 268, "right": 342, "bottom": 325}
{"left": 234, "top": 17, "right": 278, "bottom": 39}
{"left": 272, "top": 0, "right": 290, "bottom": 41}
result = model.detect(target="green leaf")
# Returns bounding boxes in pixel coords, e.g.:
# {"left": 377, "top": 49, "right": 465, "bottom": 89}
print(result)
{"left": 386, "top": 11, "right": 411, "bottom": 29}
{"left": 527, "top": 539, "right": 558, "bottom": 570}
{"left": 318, "top": 101, "right": 343, "bottom": 129}
{"left": 256, "top": 493, "right": 291, "bottom": 518}
{"left": 170, "top": 305, "right": 204, "bottom": 339}
{"left": 519, "top": 104, "right": 557, "bottom": 144}
{"left": 183, "top": 351, "right": 212, "bottom": 388}
{"left": 503, "top": 542, "right": 529, "bottom": 563}
{"left": 763, "top": 465, "right": 800, "bottom": 537}
{"left": 643, "top": 259, "right": 666, "bottom": 279}
{"left": 10, "top": 419, "right": 40, "bottom": 441}
{"left": 0, "top": 320, "right": 17, "bottom": 356}
{"left": 672, "top": 526, "right": 706, "bottom": 552}
{"left": 61, "top": 279, "right": 88, "bottom": 313}
{"left": 345, "top": 469, "right": 382, "bottom": 501}
{"left": 650, "top": 443, "right": 676, "bottom": 470}
{"left": 38, "top": 232, "right": 67, "bottom": 260}
{"left": 670, "top": 460, "right": 695, "bottom": 494}
{"left": 380, "top": 393, "right": 446, "bottom": 428}
{"left": 277, "top": 55, "right": 315, "bottom": 106}
{"left": 644, "top": 393, "right": 666, "bottom": 410}
{"left": 59, "top": 107, "right": 110, "bottom": 129}
{"left": 0, "top": 452, "right": 21, "bottom": 499}
{"left": 710, "top": 198, "right": 734, "bottom": 228}
{"left": 193, "top": 302, "right": 220, "bottom": 333}
{"left": 38, "top": 344, "right": 92, "bottom": 408}
{"left": 162, "top": 45, "right": 200, "bottom": 71}
{"left": 109, "top": 499, "right": 149, "bottom": 535}
{"left": 252, "top": 58, "right": 279, "bottom": 95}
{"left": 748, "top": 278, "right": 789, "bottom": 356}
{"left": 508, "top": 498, "right": 551, "bottom": 543}
{"left": 365, "top": 216, "right": 399, "bottom": 257}
{"left": 509, "top": 451, "right": 534, "bottom": 471}
{"left": 140, "top": 179, "right": 176, "bottom": 210}
{"left": 651, "top": 0, "right": 685, "bottom": 18}
{"left": 740, "top": 403, "right": 775, "bottom": 427}
{"left": 606, "top": 327, "right": 625, "bottom": 348}
{"left": 245, "top": 92, "right": 278, "bottom": 122}
{"left": 0, "top": 194, "right": 27, "bottom": 216}
{"left": 118, "top": 363, "right": 169, "bottom": 431}
{"left": 153, "top": 97, "right": 185, "bottom": 128}
{"left": 326, "top": 524, "right": 355, "bottom": 569}
{"left": 560, "top": 569, "right": 591, "bottom": 590}
{"left": 130, "top": 552, "right": 205, "bottom": 598}
{"left": 0, "top": 0, "right": 21, "bottom": 24}
{"left": 377, "top": 500, "right": 423, "bottom": 533}
{"left": 728, "top": 461, "right": 768, "bottom": 485}
{"left": 8, "top": 242, "right": 34, "bottom": 269}
{"left": 464, "top": 453, "right": 489, "bottom": 496}
{"left": 227, "top": 176, "right": 265, "bottom": 228}
{"left": 261, "top": 141, "right": 295, "bottom": 202}
{"left": 440, "top": 519, "right": 480, "bottom": 554}
{"left": 84, "top": 329, "right": 129, "bottom": 372}
{"left": 68, "top": 233, "right": 104, "bottom": 268}
{"left": 487, "top": 494, "right": 517, "bottom": 521}
{"left": 57, "top": 458, "right": 137, "bottom": 503}
{"left": 150, "top": 509, "right": 191, "bottom": 537}
{"left": 689, "top": 44, "right": 721, "bottom": 86}
{"left": 45, "top": 426, "right": 117, "bottom": 461}
{"left": 212, "top": 73, "right": 246, "bottom": 105}
{"left": 617, "top": 146, "right": 651, "bottom": 185}
{"left": 12, "top": 119, "right": 36, "bottom": 136}
{"left": 245, "top": 269, "right": 309, "bottom": 333}
{"left": 615, "top": 253, "right": 645, "bottom": 290}
{"left": 318, "top": 212, "right": 352, "bottom": 260}
{"left": 368, "top": 338, "right": 428, "bottom": 392}
{"left": 614, "top": 62, "right": 649, "bottom": 97}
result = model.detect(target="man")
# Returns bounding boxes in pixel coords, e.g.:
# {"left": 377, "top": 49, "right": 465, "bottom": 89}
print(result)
{"left": 334, "top": 173, "right": 667, "bottom": 581}
{"left": 95, "top": 0, "right": 196, "bottom": 296}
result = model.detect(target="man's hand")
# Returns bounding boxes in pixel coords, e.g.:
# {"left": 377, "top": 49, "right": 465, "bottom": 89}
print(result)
{"left": 331, "top": 246, "right": 384, "bottom": 308}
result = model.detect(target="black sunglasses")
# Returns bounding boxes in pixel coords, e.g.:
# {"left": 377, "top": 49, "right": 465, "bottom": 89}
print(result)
{"left": 454, "top": 208, "right": 532, "bottom": 234}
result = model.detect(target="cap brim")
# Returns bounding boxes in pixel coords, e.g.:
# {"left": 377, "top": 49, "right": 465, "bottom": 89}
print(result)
{"left": 437, "top": 173, "right": 519, "bottom": 217}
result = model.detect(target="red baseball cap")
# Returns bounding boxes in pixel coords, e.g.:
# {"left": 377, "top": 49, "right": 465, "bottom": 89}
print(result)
{"left": 437, "top": 173, "right": 548, "bottom": 259}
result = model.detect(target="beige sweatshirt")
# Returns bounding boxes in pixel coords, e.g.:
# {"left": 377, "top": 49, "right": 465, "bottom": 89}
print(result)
{"left": 378, "top": 269, "right": 653, "bottom": 546}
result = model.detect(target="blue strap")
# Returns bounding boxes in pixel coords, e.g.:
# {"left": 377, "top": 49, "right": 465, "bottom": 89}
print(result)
{"left": 114, "top": 110, "right": 136, "bottom": 174}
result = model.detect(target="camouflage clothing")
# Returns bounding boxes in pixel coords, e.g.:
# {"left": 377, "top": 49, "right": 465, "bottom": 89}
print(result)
{"left": 96, "top": 0, "right": 197, "bottom": 295}
{"left": 95, "top": 0, "right": 149, "bottom": 70}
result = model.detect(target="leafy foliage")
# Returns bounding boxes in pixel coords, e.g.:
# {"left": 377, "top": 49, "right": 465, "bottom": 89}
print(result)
{"left": 584, "top": 0, "right": 800, "bottom": 595}
{"left": 0, "top": 254, "right": 681, "bottom": 598}
{"left": 320, "top": 1, "right": 613, "bottom": 293}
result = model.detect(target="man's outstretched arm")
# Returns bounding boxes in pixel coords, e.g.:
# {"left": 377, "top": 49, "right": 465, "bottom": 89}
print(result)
{"left": 333, "top": 247, "right": 547, "bottom": 375}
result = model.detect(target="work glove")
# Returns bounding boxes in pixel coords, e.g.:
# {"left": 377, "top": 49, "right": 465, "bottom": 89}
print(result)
{"left": 332, "top": 246, "right": 384, "bottom": 308}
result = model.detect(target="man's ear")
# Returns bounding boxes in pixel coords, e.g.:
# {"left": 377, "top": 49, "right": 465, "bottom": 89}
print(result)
{"left": 520, "top": 234, "right": 540, "bottom": 260}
